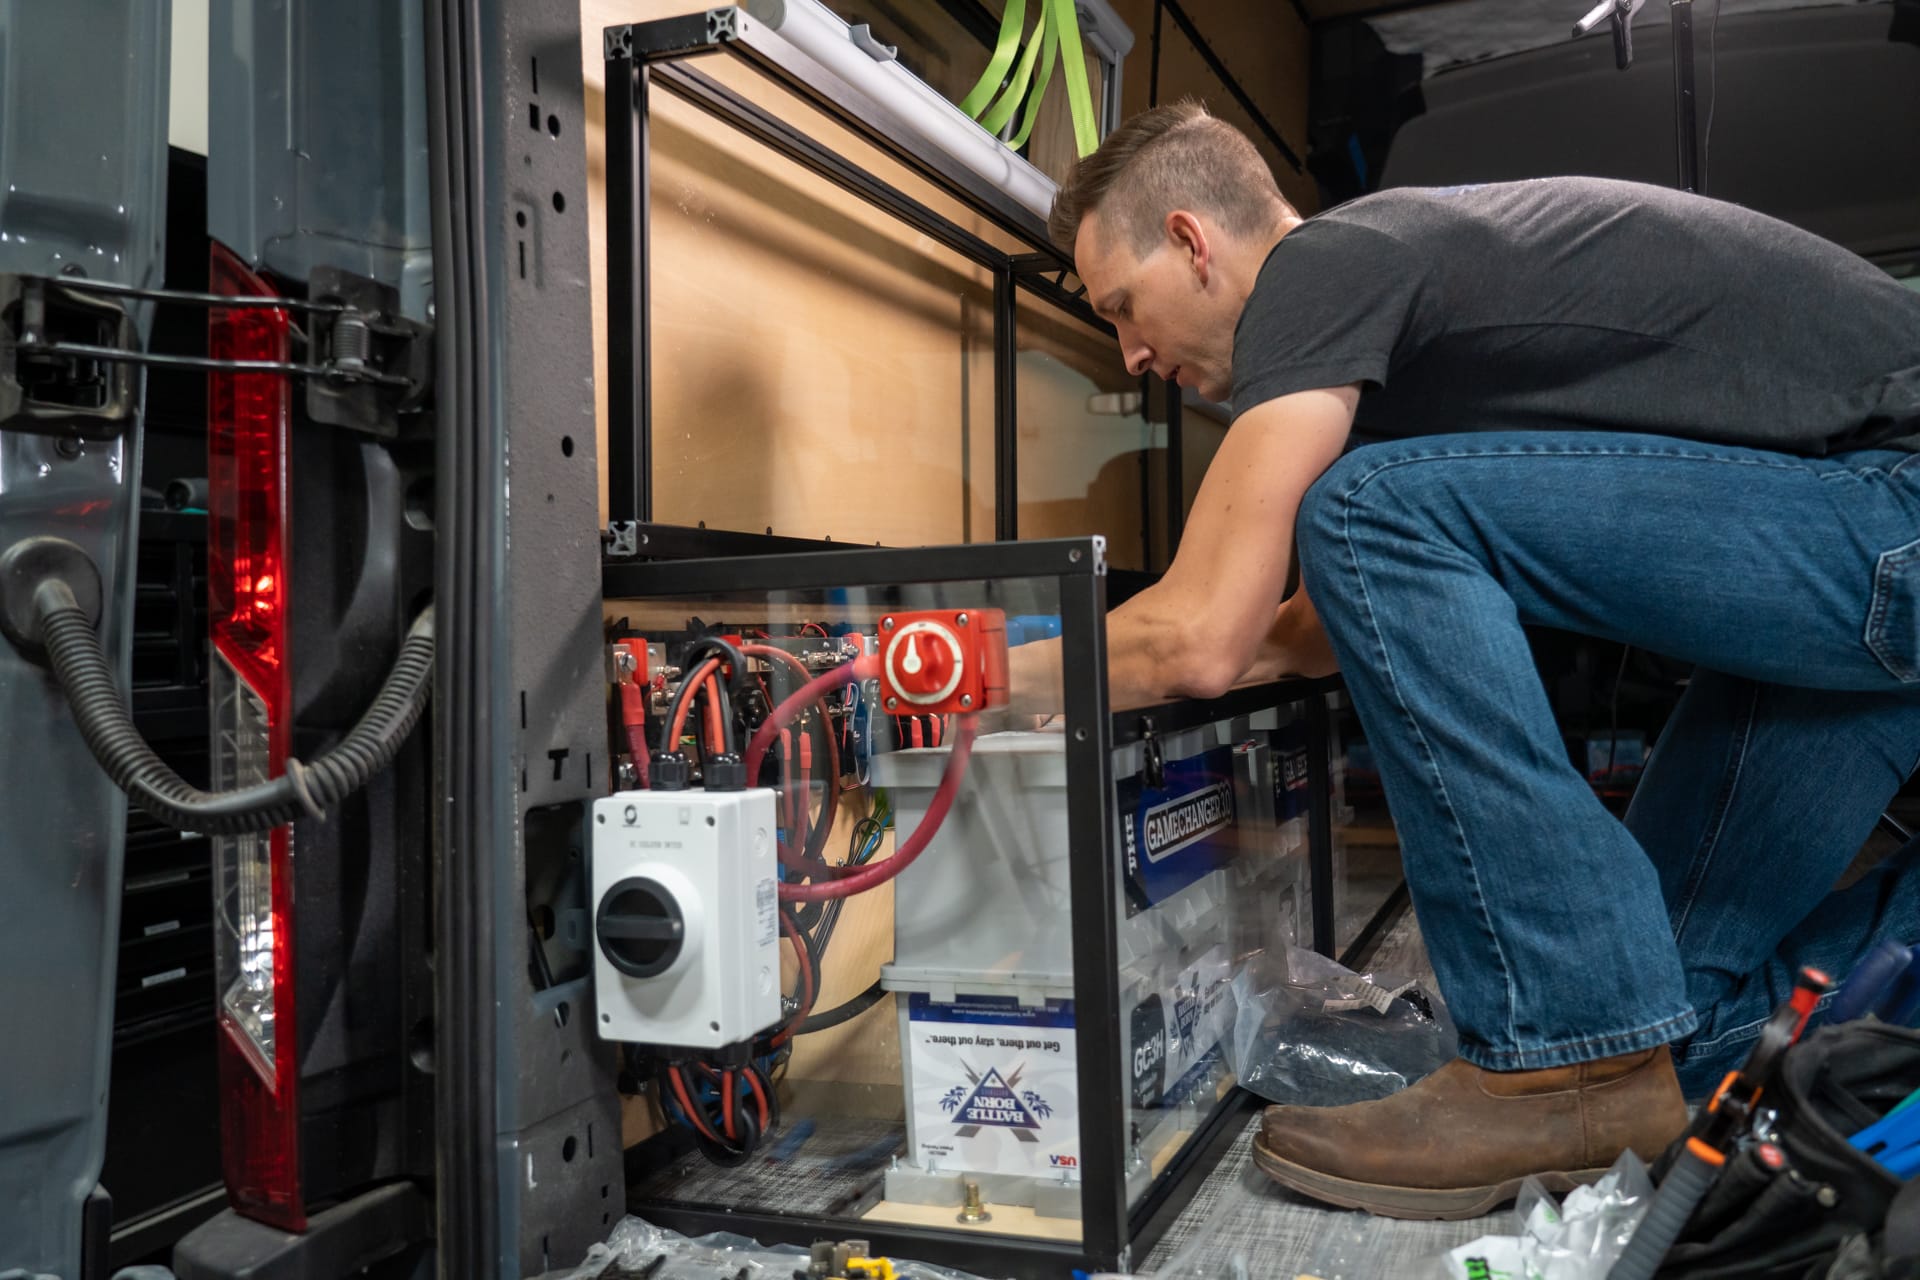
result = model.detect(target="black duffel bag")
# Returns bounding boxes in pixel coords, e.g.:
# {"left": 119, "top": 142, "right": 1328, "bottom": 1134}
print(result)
{"left": 1654, "top": 1021, "right": 1920, "bottom": 1279}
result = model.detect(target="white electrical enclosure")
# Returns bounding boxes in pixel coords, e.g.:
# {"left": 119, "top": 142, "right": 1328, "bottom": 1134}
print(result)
{"left": 591, "top": 787, "right": 782, "bottom": 1050}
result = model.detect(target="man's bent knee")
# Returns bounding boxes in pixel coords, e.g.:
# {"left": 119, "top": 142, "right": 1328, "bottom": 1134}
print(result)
{"left": 1296, "top": 445, "right": 1401, "bottom": 587}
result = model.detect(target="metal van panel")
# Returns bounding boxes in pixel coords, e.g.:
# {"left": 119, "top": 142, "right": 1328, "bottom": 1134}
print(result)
{"left": 208, "top": 0, "right": 433, "bottom": 319}
{"left": 0, "top": 2, "right": 169, "bottom": 1276}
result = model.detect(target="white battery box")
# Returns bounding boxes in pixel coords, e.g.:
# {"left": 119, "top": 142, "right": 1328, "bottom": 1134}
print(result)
{"left": 590, "top": 787, "right": 781, "bottom": 1050}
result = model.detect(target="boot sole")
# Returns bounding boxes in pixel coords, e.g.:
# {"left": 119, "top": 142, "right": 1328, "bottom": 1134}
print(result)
{"left": 1250, "top": 1134, "right": 1609, "bottom": 1221}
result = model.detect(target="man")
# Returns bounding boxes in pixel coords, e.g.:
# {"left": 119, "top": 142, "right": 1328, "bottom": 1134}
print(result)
{"left": 1037, "top": 100, "right": 1920, "bottom": 1219}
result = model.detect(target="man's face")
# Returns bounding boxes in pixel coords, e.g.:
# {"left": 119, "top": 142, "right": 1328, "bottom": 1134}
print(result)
{"left": 1075, "top": 208, "right": 1234, "bottom": 403}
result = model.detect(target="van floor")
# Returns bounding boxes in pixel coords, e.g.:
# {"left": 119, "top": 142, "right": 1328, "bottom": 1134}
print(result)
{"left": 1137, "top": 902, "right": 1505, "bottom": 1280}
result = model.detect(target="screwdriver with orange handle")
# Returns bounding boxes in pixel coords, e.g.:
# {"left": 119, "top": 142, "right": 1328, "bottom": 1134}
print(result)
{"left": 1609, "top": 965, "right": 1831, "bottom": 1280}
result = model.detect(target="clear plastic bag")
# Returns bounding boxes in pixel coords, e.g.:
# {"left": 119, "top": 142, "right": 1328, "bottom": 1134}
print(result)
{"left": 1441, "top": 1149, "right": 1655, "bottom": 1280}
{"left": 1228, "top": 946, "right": 1457, "bottom": 1107}
{"left": 1294, "top": 1209, "right": 1452, "bottom": 1280}
{"left": 542, "top": 1215, "right": 994, "bottom": 1280}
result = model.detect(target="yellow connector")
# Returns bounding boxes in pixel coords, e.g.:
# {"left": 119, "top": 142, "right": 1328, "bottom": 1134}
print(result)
{"left": 845, "top": 1259, "right": 897, "bottom": 1280}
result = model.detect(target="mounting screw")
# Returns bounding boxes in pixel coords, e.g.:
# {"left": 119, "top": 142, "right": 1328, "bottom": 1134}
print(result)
{"left": 1069, "top": 548, "right": 1083, "bottom": 562}
{"left": 54, "top": 437, "right": 83, "bottom": 459}
{"left": 881, "top": 617, "right": 895, "bottom": 631}
{"left": 959, "top": 694, "right": 973, "bottom": 708}
{"left": 956, "top": 1180, "right": 991, "bottom": 1225}
{"left": 330, "top": 310, "right": 372, "bottom": 376}
{"left": 623, "top": 804, "right": 638, "bottom": 825}
{"left": 885, "top": 696, "right": 898, "bottom": 710}
{"left": 956, "top": 613, "right": 969, "bottom": 626}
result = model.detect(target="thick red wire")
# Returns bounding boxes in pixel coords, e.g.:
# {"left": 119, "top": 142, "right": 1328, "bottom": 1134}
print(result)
{"left": 666, "top": 657, "right": 726, "bottom": 754}
{"left": 745, "top": 1067, "right": 772, "bottom": 1131}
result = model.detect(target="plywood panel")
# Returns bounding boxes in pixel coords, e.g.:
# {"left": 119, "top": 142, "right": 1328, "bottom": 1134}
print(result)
{"left": 582, "top": 0, "right": 1023, "bottom": 545}
{"left": 1181, "top": 0, "right": 1312, "bottom": 147}
{"left": 1154, "top": 18, "right": 1320, "bottom": 213}
{"left": 1103, "top": 0, "right": 1320, "bottom": 215}
{"left": 582, "top": 1, "right": 1157, "bottom": 552}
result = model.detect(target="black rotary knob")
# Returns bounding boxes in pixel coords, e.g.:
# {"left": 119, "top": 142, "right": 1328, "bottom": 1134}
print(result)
{"left": 595, "top": 877, "right": 685, "bottom": 978}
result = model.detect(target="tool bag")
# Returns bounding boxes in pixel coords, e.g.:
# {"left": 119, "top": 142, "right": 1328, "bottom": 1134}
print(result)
{"left": 1654, "top": 1021, "right": 1920, "bottom": 1279}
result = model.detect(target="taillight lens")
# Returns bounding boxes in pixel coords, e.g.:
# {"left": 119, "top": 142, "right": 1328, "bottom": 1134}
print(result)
{"left": 207, "top": 240, "right": 303, "bottom": 1230}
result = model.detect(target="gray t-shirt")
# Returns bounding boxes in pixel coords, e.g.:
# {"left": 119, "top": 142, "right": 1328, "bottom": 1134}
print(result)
{"left": 1230, "top": 177, "right": 1920, "bottom": 455}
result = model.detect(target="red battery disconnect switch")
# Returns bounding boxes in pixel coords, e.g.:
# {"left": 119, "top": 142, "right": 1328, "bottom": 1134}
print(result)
{"left": 876, "top": 609, "right": 1009, "bottom": 716}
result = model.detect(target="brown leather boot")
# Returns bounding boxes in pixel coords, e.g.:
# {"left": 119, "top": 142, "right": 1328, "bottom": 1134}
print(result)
{"left": 1251, "top": 1045, "right": 1689, "bottom": 1220}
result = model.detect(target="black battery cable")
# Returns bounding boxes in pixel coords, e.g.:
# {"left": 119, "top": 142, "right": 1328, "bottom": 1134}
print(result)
{"left": 2, "top": 536, "right": 432, "bottom": 836}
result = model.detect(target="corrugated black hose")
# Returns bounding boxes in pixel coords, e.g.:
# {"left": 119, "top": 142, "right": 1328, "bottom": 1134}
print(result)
{"left": 33, "top": 577, "right": 433, "bottom": 835}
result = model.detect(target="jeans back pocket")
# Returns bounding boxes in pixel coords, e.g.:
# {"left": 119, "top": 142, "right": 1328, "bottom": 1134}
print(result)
{"left": 1868, "top": 534, "right": 1920, "bottom": 683}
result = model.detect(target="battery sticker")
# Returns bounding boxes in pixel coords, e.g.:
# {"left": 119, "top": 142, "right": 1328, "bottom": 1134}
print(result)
{"left": 1129, "top": 994, "right": 1168, "bottom": 1109}
{"left": 1117, "top": 746, "right": 1237, "bottom": 911}
{"left": 1272, "top": 721, "right": 1312, "bottom": 823}
{"left": 905, "top": 993, "right": 1079, "bottom": 1178}
{"left": 1126, "top": 946, "right": 1234, "bottom": 1110}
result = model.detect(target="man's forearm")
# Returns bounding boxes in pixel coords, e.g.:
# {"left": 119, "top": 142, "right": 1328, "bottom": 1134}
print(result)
{"left": 1105, "top": 589, "right": 1224, "bottom": 709}
{"left": 1002, "top": 587, "right": 1220, "bottom": 716}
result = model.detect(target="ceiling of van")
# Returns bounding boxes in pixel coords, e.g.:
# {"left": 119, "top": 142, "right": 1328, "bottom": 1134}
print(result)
{"left": 1300, "top": 0, "right": 1885, "bottom": 76}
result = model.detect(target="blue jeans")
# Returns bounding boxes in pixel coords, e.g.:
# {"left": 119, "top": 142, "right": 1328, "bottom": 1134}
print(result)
{"left": 1296, "top": 431, "right": 1920, "bottom": 1097}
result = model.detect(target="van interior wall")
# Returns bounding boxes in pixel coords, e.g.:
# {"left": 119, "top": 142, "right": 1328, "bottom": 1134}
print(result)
{"left": 579, "top": 0, "right": 1310, "bottom": 1132}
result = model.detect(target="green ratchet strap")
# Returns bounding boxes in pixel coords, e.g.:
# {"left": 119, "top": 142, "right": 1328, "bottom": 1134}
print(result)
{"left": 958, "top": 0, "right": 1024, "bottom": 119}
{"left": 1007, "top": 12, "right": 1058, "bottom": 150}
{"left": 1046, "top": 0, "right": 1100, "bottom": 158}
{"left": 978, "top": 5, "right": 1049, "bottom": 136}
{"left": 956, "top": 0, "right": 1101, "bottom": 159}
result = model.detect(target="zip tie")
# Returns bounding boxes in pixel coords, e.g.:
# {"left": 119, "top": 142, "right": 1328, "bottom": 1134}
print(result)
{"left": 282, "top": 757, "right": 328, "bottom": 821}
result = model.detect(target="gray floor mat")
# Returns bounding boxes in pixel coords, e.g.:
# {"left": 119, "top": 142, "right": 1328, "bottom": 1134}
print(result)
{"left": 1141, "top": 1115, "right": 1506, "bottom": 1278}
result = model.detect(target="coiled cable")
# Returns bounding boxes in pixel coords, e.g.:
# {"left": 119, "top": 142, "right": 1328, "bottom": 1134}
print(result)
{"left": 33, "top": 577, "right": 432, "bottom": 835}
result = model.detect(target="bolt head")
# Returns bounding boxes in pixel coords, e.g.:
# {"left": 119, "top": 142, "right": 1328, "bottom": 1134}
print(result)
{"left": 885, "top": 696, "right": 898, "bottom": 710}
{"left": 960, "top": 694, "right": 973, "bottom": 708}
{"left": 881, "top": 616, "right": 895, "bottom": 630}
{"left": 956, "top": 612, "right": 969, "bottom": 626}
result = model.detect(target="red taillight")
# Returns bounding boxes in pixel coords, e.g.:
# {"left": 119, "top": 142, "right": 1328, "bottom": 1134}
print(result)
{"left": 207, "top": 240, "right": 303, "bottom": 1231}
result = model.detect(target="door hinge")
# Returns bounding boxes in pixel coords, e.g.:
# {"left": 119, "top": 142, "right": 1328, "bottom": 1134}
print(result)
{"left": 1, "top": 267, "right": 431, "bottom": 438}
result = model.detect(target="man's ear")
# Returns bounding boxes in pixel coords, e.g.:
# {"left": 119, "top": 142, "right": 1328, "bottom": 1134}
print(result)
{"left": 1165, "top": 210, "right": 1211, "bottom": 286}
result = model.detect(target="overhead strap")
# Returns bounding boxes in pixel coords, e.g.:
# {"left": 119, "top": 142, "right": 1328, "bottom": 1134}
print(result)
{"left": 958, "top": 0, "right": 1026, "bottom": 119}
{"left": 1046, "top": 0, "right": 1100, "bottom": 158}
{"left": 1007, "top": 13, "right": 1059, "bottom": 151}
{"left": 978, "top": 6, "right": 1050, "bottom": 136}
{"left": 956, "top": 0, "right": 1101, "bottom": 159}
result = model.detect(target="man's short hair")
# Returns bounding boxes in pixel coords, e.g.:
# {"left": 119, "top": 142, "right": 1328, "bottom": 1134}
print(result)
{"left": 1047, "top": 100, "right": 1293, "bottom": 260}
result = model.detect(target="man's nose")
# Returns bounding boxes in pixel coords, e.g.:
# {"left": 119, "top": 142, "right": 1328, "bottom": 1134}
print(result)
{"left": 1120, "top": 329, "right": 1152, "bottom": 377}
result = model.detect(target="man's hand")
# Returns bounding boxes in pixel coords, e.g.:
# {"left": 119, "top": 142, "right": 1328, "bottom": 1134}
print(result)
{"left": 1242, "top": 589, "right": 1340, "bottom": 684}
{"left": 999, "top": 636, "right": 1065, "bottom": 719}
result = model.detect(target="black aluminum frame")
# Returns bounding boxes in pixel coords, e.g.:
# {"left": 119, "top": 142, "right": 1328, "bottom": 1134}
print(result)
{"left": 602, "top": 536, "right": 1343, "bottom": 1276}
{"left": 602, "top": 9, "right": 1182, "bottom": 558}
